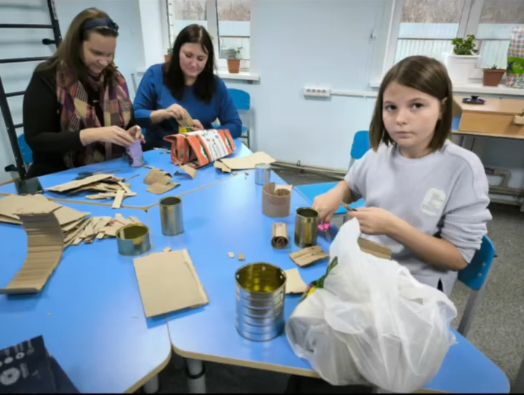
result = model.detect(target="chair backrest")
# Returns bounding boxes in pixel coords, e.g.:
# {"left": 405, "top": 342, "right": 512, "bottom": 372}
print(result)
{"left": 228, "top": 88, "right": 250, "bottom": 111}
{"left": 18, "top": 134, "right": 33, "bottom": 165}
{"left": 458, "top": 235, "right": 496, "bottom": 291}
{"left": 351, "top": 130, "right": 371, "bottom": 160}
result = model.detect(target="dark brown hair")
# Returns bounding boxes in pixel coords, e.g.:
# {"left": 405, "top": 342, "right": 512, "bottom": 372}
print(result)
{"left": 369, "top": 55, "right": 453, "bottom": 152}
{"left": 38, "top": 8, "right": 119, "bottom": 86}
{"left": 165, "top": 24, "right": 216, "bottom": 102}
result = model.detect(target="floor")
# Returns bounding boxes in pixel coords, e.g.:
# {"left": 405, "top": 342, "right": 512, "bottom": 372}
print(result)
{"left": 145, "top": 167, "right": 524, "bottom": 393}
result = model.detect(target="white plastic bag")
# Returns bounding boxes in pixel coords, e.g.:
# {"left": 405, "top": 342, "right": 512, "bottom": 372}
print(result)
{"left": 286, "top": 219, "right": 457, "bottom": 392}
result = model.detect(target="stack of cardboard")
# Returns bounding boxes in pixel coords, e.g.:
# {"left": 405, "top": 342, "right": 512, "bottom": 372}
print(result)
{"left": 0, "top": 194, "right": 142, "bottom": 247}
{"left": 47, "top": 173, "right": 136, "bottom": 208}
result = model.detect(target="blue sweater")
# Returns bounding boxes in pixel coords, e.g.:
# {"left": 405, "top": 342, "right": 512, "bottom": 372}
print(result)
{"left": 134, "top": 63, "right": 242, "bottom": 147}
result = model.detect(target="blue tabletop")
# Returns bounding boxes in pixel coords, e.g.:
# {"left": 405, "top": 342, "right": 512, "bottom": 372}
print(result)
{"left": 0, "top": 204, "right": 171, "bottom": 393}
{"left": 0, "top": 140, "right": 253, "bottom": 210}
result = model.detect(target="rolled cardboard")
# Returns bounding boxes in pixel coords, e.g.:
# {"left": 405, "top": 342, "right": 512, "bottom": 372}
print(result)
{"left": 271, "top": 223, "right": 289, "bottom": 249}
{"left": 262, "top": 183, "right": 291, "bottom": 218}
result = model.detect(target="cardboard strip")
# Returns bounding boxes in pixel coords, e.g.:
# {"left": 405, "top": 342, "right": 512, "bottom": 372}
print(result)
{"left": 216, "top": 151, "right": 276, "bottom": 171}
{"left": 47, "top": 174, "right": 115, "bottom": 193}
{"left": 358, "top": 238, "right": 392, "bottom": 260}
{"left": 290, "top": 245, "right": 328, "bottom": 267}
{"left": 263, "top": 183, "right": 291, "bottom": 218}
{"left": 0, "top": 212, "right": 64, "bottom": 294}
{"left": 134, "top": 249, "right": 209, "bottom": 318}
{"left": 285, "top": 268, "right": 308, "bottom": 294}
{"left": 271, "top": 223, "right": 289, "bottom": 249}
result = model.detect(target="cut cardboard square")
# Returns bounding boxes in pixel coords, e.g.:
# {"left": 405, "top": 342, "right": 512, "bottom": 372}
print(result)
{"left": 47, "top": 174, "right": 115, "bottom": 193}
{"left": 134, "top": 249, "right": 209, "bottom": 318}
{"left": 216, "top": 151, "right": 276, "bottom": 171}
{"left": 285, "top": 268, "right": 308, "bottom": 294}
{"left": 290, "top": 246, "right": 328, "bottom": 267}
{"left": 0, "top": 212, "right": 64, "bottom": 294}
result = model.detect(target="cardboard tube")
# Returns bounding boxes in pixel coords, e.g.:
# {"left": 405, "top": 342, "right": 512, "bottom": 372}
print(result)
{"left": 271, "top": 223, "right": 289, "bottom": 249}
{"left": 262, "top": 183, "right": 291, "bottom": 218}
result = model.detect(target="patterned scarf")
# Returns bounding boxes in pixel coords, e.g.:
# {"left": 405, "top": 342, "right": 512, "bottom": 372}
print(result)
{"left": 56, "top": 67, "right": 132, "bottom": 168}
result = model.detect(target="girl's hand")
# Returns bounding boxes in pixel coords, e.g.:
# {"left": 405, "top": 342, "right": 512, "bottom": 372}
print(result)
{"left": 347, "top": 207, "right": 400, "bottom": 235}
{"left": 313, "top": 192, "right": 342, "bottom": 223}
{"left": 192, "top": 119, "right": 204, "bottom": 130}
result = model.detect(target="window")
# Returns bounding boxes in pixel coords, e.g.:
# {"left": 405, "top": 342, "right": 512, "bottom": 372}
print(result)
{"left": 388, "top": 0, "right": 524, "bottom": 70}
{"left": 166, "top": 0, "right": 252, "bottom": 71}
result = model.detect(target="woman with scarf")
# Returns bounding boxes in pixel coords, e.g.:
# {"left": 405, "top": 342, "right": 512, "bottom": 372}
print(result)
{"left": 23, "top": 7, "right": 142, "bottom": 177}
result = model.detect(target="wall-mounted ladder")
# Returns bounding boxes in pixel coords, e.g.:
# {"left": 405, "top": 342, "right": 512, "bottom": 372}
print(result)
{"left": 0, "top": 0, "right": 62, "bottom": 179}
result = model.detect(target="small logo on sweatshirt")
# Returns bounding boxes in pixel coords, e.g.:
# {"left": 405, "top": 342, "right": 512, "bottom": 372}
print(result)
{"left": 421, "top": 188, "right": 446, "bottom": 216}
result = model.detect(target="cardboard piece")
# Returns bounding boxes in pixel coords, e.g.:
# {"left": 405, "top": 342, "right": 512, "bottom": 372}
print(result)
{"left": 271, "top": 223, "right": 289, "bottom": 249}
{"left": 144, "top": 168, "right": 178, "bottom": 194}
{"left": 215, "top": 151, "right": 276, "bottom": 172}
{"left": 290, "top": 246, "right": 328, "bottom": 267}
{"left": 262, "top": 183, "right": 291, "bottom": 218}
{"left": 358, "top": 238, "right": 392, "bottom": 260}
{"left": 0, "top": 194, "right": 61, "bottom": 223}
{"left": 180, "top": 164, "right": 198, "bottom": 179}
{"left": 112, "top": 189, "right": 125, "bottom": 209}
{"left": 453, "top": 96, "right": 524, "bottom": 138}
{"left": 285, "top": 268, "right": 308, "bottom": 294}
{"left": 134, "top": 249, "right": 209, "bottom": 318}
{"left": 0, "top": 212, "right": 64, "bottom": 294}
{"left": 47, "top": 174, "right": 116, "bottom": 193}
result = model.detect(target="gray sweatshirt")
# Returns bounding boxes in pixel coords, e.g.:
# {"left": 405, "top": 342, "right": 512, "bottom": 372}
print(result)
{"left": 345, "top": 140, "right": 492, "bottom": 295}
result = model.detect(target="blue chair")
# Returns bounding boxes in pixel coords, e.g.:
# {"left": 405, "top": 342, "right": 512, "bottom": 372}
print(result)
{"left": 294, "top": 130, "right": 370, "bottom": 214}
{"left": 18, "top": 134, "right": 33, "bottom": 165}
{"left": 457, "top": 235, "right": 496, "bottom": 337}
{"left": 228, "top": 88, "right": 252, "bottom": 148}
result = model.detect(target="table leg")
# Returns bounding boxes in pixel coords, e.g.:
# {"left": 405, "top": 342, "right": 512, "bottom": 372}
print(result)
{"left": 514, "top": 356, "right": 524, "bottom": 392}
{"left": 143, "top": 375, "right": 159, "bottom": 393}
{"left": 185, "top": 358, "right": 206, "bottom": 393}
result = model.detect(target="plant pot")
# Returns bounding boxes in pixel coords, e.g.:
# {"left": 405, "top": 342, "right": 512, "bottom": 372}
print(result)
{"left": 444, "top": 54, "right": 480, "bottom": 84}
{"left": 482, "top": 69, "right": 505, "bottom": 87}
{"left": 227, "top": 59, "right": 240, "bottom": 74}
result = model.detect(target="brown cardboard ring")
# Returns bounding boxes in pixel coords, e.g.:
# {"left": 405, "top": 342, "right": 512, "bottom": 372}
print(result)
{"left": 262, "top": 183, "right": 291, "bottom": 218}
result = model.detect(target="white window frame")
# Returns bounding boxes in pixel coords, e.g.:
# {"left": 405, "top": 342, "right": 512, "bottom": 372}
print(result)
{"left": 165, "top": 0, "right": 258, "bottom": 80}
{"left": 383, "top": 0, "right": 516, "bottom": 75}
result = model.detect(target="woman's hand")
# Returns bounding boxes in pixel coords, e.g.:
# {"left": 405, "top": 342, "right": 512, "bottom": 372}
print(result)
{"left": 80, "top": 126, "right": 135, "bottom": 147}
{"left": 346, "top": 207, "right": 400, "bottom": 236}
{"left": 127, "top": 125, "right": 145, "bottom": 143}
{"left": 166, "top": 103, "right": 192, "bottom": 124}
{"left": 192, "top": 119, "right": 204, "bottom": 130}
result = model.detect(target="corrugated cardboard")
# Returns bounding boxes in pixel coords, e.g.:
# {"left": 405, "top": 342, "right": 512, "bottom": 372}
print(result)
{"left": 134, "top": 249, "right": 209, "bottom": 318}
{"left": 285, "top": 268, "right": 308, "bottom": 294}
{"left": 271, "top": 223, "right": 289, "bottom": 249}
{"left": 215, "top": 151, "right": 276, "bottom": 172}
{"left": 358, "top": 238, "right": 393, "bottom": 260}
{"left": 290, "top": 246, "right": 328, "bottom": 267}
{"left": 0, "top": 212, "right": 64, "bottom": 294}
{"left": 453, "top": 96, "right": 524, "bottom": 138}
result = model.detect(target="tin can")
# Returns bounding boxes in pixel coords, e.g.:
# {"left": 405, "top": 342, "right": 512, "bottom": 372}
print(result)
{"left": 116, "top": 224, "right": 151, "bottom": 256}
{"left": 294, "top": 207, "right": 319, "bottom": 247}
{"left": 255, "top": 163, "right": 271, "bottom": 185}
{"left": 160, "top": 196, "right": 184, "bottom": 236}
{"left": 235, "top": 263, "right": 286, "bottom": 341}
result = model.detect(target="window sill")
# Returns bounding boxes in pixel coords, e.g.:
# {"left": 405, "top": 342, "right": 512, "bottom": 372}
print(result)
{"left": 217, "top": 70, "right": 260, "bottom": 83}
{"left": 452, "top": 82, "right": 524, "bottom": 97}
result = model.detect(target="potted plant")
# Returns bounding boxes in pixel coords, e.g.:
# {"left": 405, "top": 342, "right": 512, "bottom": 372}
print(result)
{"left": 482, "top": 65, "right": 506, "bottom": 86}
{"left": 225, "top": 47, "right": 241, "bottom": 74}
{"left": 444, "top": 34, "right": 480, "bottom": 84}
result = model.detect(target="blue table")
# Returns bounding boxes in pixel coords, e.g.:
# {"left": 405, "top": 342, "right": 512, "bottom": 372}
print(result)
{"left": 0, "top": 204, "right": 171, "bottom": 393}
{"left": 0, "top": 140, "right": 253, "bottom": 210}
{"left": 164, "top": 171, "right": 510, "bottom": 393}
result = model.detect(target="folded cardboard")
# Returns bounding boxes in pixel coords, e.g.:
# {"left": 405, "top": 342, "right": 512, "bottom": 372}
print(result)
{"left": 215, "top": 151, "right": 276, "bottom": 172}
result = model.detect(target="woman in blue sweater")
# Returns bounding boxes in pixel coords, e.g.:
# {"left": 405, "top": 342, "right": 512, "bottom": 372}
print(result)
{"left": 134, "top": 24, "right": 242, "bottom": 148}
